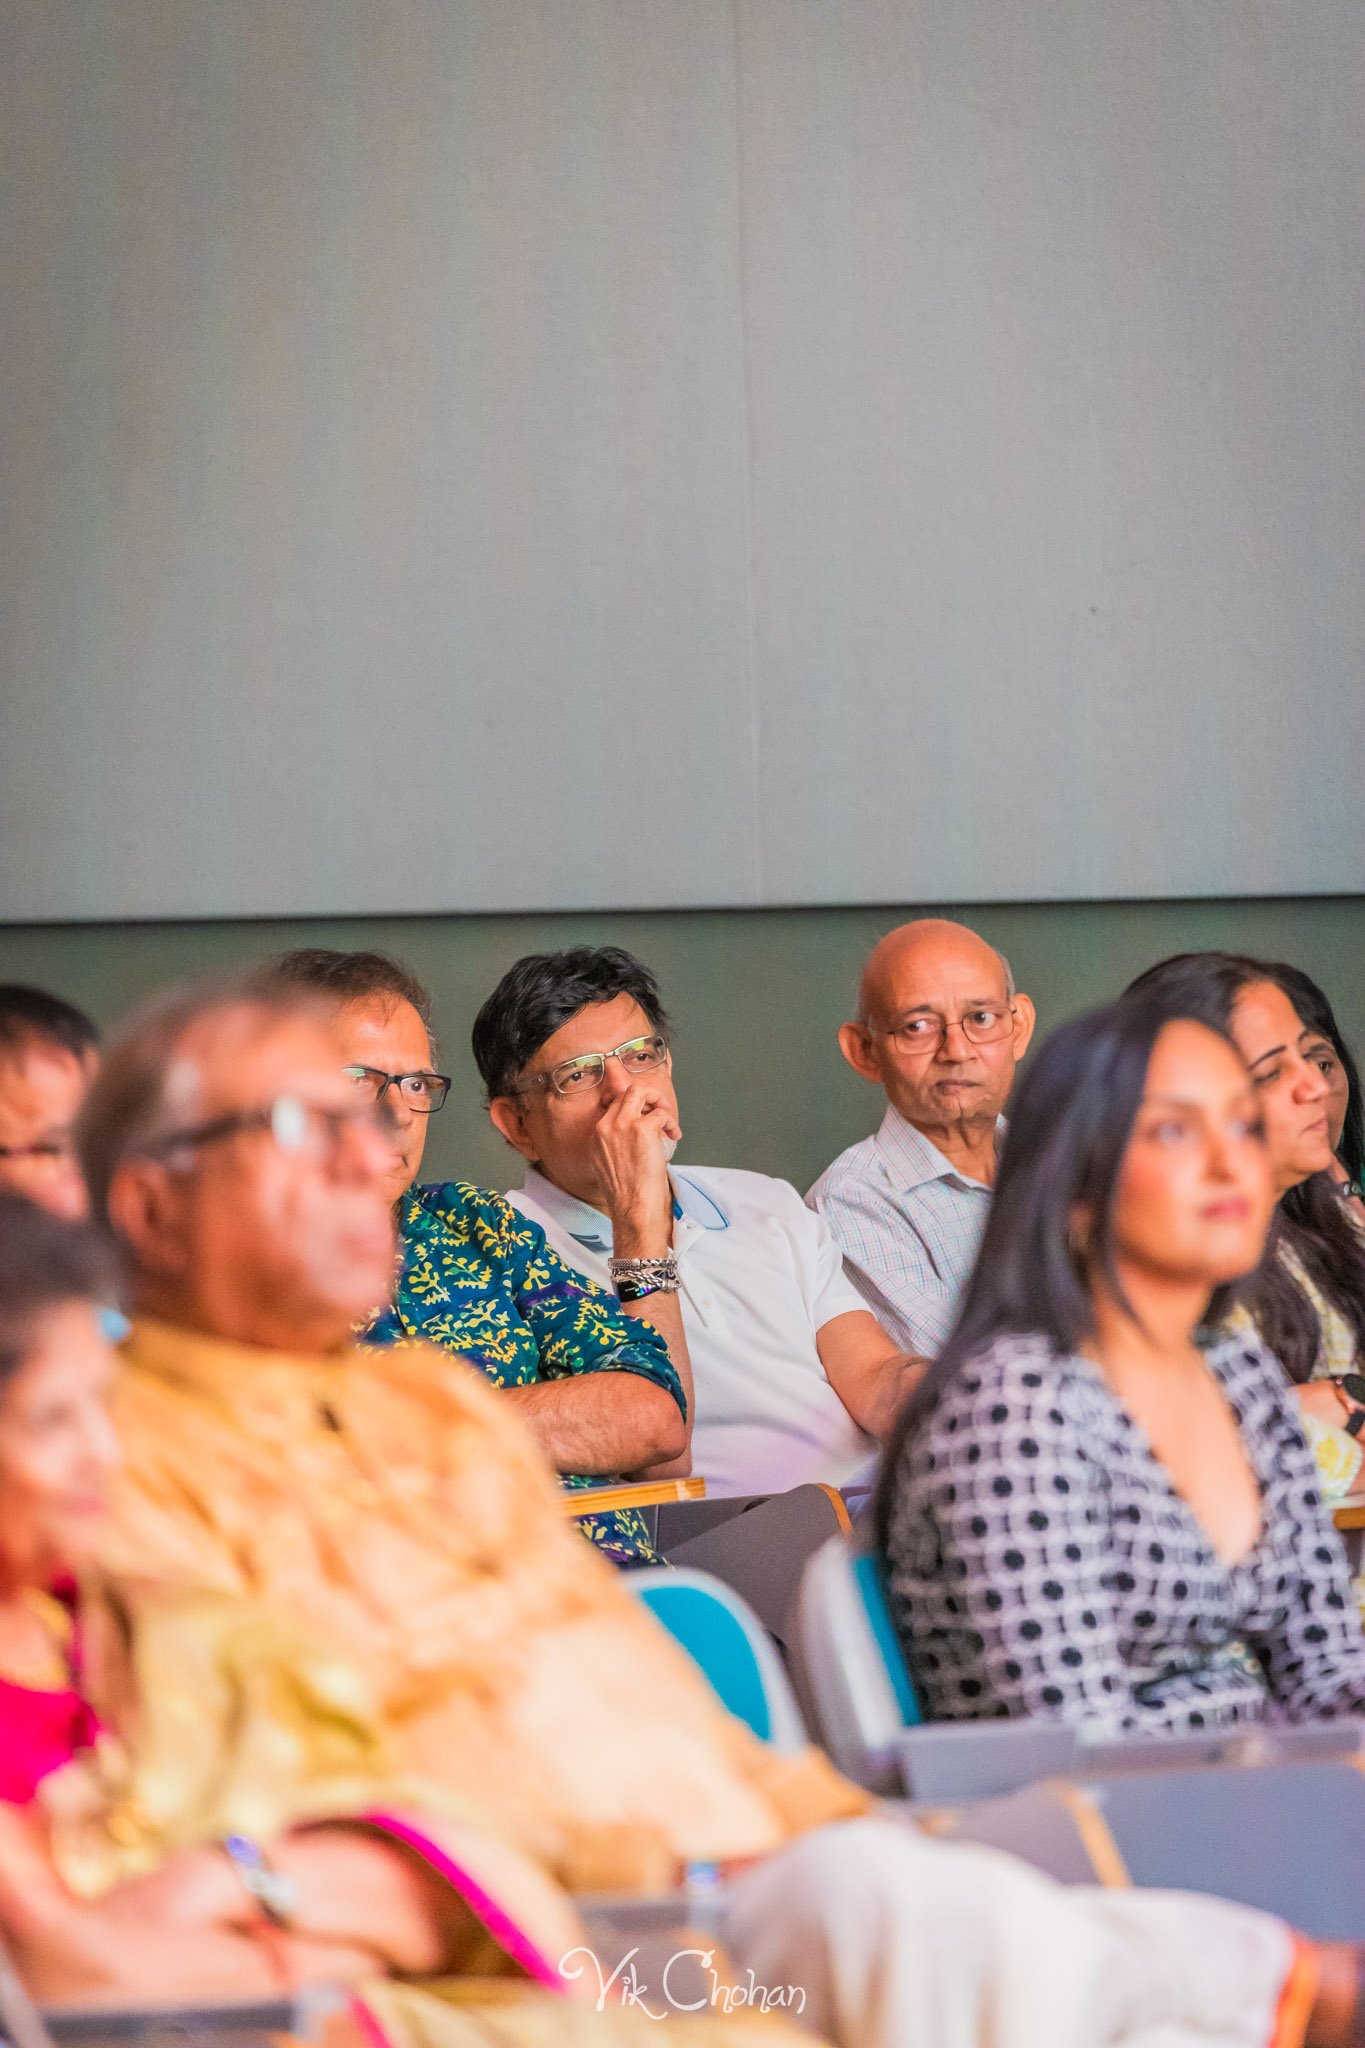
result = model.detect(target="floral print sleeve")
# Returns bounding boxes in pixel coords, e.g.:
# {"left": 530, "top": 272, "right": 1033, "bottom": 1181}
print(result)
{"left": 362, "top": 1181, "right": 683, "bottom": 1568}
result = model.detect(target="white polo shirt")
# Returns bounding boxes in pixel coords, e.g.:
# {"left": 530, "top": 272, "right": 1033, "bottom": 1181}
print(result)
{"left": 507, "top": 1164, "right": 878, "bottom": 1499}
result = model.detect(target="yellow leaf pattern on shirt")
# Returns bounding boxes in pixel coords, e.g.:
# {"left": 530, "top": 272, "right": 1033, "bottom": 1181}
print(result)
{"left": 362, "top": 1181, "right": 685, "bottom": 1568}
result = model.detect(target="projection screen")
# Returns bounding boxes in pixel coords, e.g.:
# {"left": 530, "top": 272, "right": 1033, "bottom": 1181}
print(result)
{"left": 2, "top": 0, "right": 1362, "bottom": 920}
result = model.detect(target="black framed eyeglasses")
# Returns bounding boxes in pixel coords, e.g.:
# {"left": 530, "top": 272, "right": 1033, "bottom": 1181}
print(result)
{"left": 342, "top": 1066, "right": 451, "bottom": 1114}
{"left": 138, "top": 1094, "right": 384, "bottom": 1164}
{"left": 873, "top": 1005, "right": 1016, "bottom": 1055}
{"left": 515, "top": 1034, "right": 669, "bottom": 1100}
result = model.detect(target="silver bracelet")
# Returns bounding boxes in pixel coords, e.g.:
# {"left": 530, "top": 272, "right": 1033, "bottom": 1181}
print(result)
{"left": 221, "top": 1833, "right": 298, "bottom": 1928}
{"left": 610, "top": 1253, "right": 680, "bottom": 1301}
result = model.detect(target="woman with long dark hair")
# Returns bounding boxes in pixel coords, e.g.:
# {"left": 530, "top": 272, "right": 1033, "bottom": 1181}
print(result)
{"left": 1126, "top": 955, "right": 1365, "bottom": 1417}
{"left": 877, "top": 997, "right": 1365, "bottom": 1734}
{"left": 1271, "top": 962, "right": 1365, "bottom": 1215}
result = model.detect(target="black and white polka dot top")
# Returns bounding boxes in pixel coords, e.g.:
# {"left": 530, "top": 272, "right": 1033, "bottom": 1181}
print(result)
{"left": 884, "top": 1328, "right": 1365, "bottom": 1734}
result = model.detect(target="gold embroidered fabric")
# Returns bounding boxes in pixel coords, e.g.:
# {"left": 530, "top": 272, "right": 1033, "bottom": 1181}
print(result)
{"left": 32, "top": 1580, "right": 821, "bottom": 2042}
{"left": 99, "top": 1320, "right": 866, "bottom": 1894}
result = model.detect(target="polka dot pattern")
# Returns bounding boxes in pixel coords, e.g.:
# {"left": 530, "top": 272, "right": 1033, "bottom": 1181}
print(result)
{"left": 885, "top": 1330, "right": 1365, "bottom": 1736}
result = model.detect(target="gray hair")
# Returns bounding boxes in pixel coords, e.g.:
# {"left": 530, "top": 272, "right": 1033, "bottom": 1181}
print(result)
{"left": 77, "top": 974, "right": 323, "bottom": 1225}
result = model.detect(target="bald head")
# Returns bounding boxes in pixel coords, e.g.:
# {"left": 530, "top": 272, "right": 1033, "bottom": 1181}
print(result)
{"left": 840, "top": 921, "right": 1035, "bottom": 1165}
{"left": 858, "top": 921, "right": 1014, "bottom": 1028}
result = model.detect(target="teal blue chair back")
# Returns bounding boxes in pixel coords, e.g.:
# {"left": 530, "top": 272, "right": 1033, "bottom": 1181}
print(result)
{"left": 632, "top": 1567, "right": 806, "bottom": 1749}
{"left": 792, "top": 1536, "right": 926, "bottom": 1790}
{"left": 852, "top": 1551, "right": 923, "bottom": 1726}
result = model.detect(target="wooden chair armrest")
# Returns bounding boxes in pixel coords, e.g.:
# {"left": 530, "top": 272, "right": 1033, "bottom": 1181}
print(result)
{"left": 559, "top": 1477, "right": 706, "bottom": 1516}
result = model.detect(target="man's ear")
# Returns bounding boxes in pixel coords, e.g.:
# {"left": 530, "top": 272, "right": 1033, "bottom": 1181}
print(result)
{"left": 1010, "top": 994, "right": 1038, "bottom": 1062}
{"left": 106, "top": 1160, "right": 190, "bottom": 1282}
{"left": 837, "top": 1021, "right": 882, "bottom": 1085}
{"left": 488, "top": 1094, "right": 538, "bottom": 1166}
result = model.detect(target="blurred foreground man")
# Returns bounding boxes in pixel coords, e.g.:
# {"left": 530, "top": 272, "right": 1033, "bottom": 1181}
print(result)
{"left": 809, "top": 920, "right": 1035, "bottom": 1354}
{"left": 82, "top": 979, "right": 1360, "bottom": 2048}
{"left": 0, "top": 985, "right": 100, "bottom": 1218}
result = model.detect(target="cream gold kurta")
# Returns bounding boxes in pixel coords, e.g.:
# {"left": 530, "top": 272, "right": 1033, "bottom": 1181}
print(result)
{"left": 101, "top": 1320, "right": 864, "bottom": 1893}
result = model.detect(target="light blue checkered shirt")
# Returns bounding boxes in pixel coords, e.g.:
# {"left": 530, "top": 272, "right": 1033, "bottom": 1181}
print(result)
{"left": 806, "top": 1106, "right": 1001, "bottom": 1357}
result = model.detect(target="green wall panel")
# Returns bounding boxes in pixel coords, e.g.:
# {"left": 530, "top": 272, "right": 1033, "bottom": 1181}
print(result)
{"left": 0, "top": 897, "right": 1359, "bottom": 1198}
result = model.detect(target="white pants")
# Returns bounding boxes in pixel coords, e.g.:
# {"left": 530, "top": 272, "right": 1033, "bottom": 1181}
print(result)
{"left": 721, "top": 1818, "right": 1295, "bottom": 2048}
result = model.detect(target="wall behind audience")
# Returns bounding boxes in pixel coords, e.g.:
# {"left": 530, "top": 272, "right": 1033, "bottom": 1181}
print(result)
{"left": 0, "top": 896, "right": 1359, "bottom": 1194}
{"left": 3, "top": 1, "right": 1364, "bottom": 922}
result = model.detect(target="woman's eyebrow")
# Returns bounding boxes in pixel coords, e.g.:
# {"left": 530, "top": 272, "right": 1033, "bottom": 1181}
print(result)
{"left": 1247, "top": 1042, "right": 1288, "bottom": 1069}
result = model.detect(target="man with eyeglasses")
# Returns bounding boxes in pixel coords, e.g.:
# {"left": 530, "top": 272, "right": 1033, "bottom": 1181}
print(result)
{"left": 0, "top": 985, "right": 100, "bottom": 1221}
{"left": 808, "top": 919, "right": 1037, "bottom": 1356}
{"left": 479, "top": 947, "right": 920, "bottom": 1498}
{"left": 261, "top": 949, "right": 690, "bottom": 1568}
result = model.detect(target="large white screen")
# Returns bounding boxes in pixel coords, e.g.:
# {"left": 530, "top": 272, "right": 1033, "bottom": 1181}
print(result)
{"left": 2, "top": 0, "right": 1362, "bottom": 920}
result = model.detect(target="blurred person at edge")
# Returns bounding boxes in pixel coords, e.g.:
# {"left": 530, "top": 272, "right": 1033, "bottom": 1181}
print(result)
{"left": 0, "top": 1193, "right": 496, "bottom": 2014}
{"left": 0, "top": 987, "right": 100, "bottom": 1220}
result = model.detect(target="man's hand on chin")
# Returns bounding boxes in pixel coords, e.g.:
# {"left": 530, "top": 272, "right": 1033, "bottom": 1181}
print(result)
{"left": 588, "top": 1082, "right": 679, "bottom": 1257}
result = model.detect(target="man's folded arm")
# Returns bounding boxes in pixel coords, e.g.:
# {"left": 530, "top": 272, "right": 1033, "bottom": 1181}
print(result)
{"left": 501, "top": 1365, "right": 687, "bottom": 1474}
{"left": 505, "top": 1214, "right": 692, "bottom": 1475}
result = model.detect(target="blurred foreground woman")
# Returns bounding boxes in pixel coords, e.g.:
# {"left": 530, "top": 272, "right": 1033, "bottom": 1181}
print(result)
{"left": 881, "top": 998, "right": 1365, "bottom": 1733}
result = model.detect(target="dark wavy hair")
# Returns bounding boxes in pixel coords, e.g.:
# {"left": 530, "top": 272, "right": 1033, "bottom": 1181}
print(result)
{"left": 260, "top": 949, "right": 436, "bottom": 1046}
{"left": 875, "top": 994, "right": 1242, "bottom": 1549}
{"left": 1124, "top": 952, "right": 1365, "bottom": 1384}
{"left": 0, "top": 985, "right": 99, "bottom": 1064}
{"left": 471, "top": 947, "right": 671, "bottom": 1102}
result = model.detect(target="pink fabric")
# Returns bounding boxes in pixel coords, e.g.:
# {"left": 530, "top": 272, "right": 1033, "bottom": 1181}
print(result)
{"left": 0, "top": 1670, "right": 100, "bottom": 1804}
{"left": 360, "top": 1811, "right": 567, "bottom": 1990}
{"left": 349, "top": 1997, "right": 396, "bottom": 2048}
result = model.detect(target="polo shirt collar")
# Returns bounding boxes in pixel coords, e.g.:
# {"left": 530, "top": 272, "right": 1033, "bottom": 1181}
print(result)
{"left": 521, "top": 1169, "right": 613, "bottom": 1251}
{"left": 520, "top": 1165, "right": 731, "bottom": 1255}
{"left": 875, "top": 1104, "right": 1004, "bottom": 1194}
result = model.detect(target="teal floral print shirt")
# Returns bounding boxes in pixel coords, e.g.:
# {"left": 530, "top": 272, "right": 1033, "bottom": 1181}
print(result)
{"left": 363, "top": 1181, "right": 685, "bottom": 1568}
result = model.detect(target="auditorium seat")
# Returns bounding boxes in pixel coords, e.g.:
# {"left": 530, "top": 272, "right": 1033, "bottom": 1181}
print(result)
{"left": 655, "top": 1483, "right": 852, "bottom": 1653}
{"left": 793, "top": 1535, "right": 1365, "bottom": 1803}
{"left": 631, "top": 1567, "right": 807, "bottom": 1749}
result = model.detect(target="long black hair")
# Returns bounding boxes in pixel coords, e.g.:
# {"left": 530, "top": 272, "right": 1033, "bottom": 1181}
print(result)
{"left": 1124, "top": 952, "right": 1365, "bottom": 1384}
{"left": 875, "top": 994, "right": 1238, "bottom": 1550}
